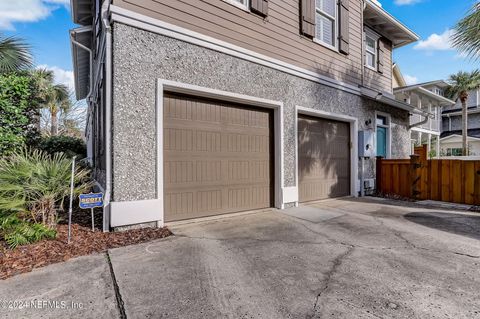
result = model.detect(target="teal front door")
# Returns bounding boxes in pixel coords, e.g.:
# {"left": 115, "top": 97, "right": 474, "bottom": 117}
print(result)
{"left": 377, "top": 126, "right": 387, "bottom": 158}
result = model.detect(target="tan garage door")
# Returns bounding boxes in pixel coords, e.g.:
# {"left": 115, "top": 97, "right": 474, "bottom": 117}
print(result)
{"left": 163, "top": 93, "right": 274, "bottom": 222}
{"left": 298, "top": 114, "right": 350, "bottom": 202}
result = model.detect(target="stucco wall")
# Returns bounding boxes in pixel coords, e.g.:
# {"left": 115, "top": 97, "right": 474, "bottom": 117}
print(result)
{"left": 111, "top": 23, "right": 410, "bottom": 202}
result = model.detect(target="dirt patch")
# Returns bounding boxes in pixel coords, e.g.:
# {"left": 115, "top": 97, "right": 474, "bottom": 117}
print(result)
{"left": 0, "top": 210, "right": 172, "bottom": 280}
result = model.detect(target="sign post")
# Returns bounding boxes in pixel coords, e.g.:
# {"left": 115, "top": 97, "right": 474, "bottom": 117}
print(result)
{"left": 79, "top": 193, "right": 104, "bottom": 232}
{"left": 67, "top": 156, "right": 76, "bottom": 244}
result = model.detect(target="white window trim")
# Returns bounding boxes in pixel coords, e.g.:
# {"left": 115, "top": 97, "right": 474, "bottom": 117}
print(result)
{"left": 224, "top": 0, "right": 249, "bottom": 11}
{"left": 375, "top": 111, "right": 392, "bottom": 159}
{"left": 364, "top": 28, "right": 381, "bottom": 71}
{"left": 314, "top": 0, "right": 339, "bottom": 51}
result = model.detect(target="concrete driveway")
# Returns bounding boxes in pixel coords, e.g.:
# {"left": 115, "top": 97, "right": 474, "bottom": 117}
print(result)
{"left": 1, "top": 198, "right": 479, "bottom": 318}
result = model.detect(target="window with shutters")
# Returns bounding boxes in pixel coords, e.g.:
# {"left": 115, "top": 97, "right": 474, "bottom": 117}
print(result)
{"left": 314, "top": 0, "right": 338, "bottom": 49}
{"left": 225, "top": 0, "right": 249, "bottom": 10}
{"left": 364, "top": 28, "right": 380, "bottom": 71}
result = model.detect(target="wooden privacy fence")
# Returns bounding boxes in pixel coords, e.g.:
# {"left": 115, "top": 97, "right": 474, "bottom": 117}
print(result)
{"left": 376, "top": 146, "right": 480, "bottom": 205}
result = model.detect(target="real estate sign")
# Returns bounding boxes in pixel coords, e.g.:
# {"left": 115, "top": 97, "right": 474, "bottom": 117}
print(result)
{"left": 79, "top": 193, "right": 104, "bottom": 209}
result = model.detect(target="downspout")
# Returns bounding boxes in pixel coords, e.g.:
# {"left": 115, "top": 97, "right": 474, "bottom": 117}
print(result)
{"left": 360, "top": 0, "right": 366, "bottom": 88}
{"left": 70, "top": 31, "right": 94, "bottom": 177}
{"left": 102, "top": 0, "right": 112, "bottom": 232}
{"left": 408, "top": 115, "right": 430, "bottom": 129}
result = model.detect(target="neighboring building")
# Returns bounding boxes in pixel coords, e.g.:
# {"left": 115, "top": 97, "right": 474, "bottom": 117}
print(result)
{"left": 392, "top": 77, "right": 455, "bottom": 157}
{"left": 71, "top": 0, "right": 421, "bottom": 229}
{"left": 441, "top": 89, "right": 480, "bottom": 156}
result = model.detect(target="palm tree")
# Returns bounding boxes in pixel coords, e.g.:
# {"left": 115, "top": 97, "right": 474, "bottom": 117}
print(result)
{"left": 45, "top": 84, "right": 71, "bottom": 136}
{"left": 452, "top": 2, "right": 480, "bottom": 60}
{"left": 31, "top": 69, "right": 72, "bottom": 136}
{"left": 446, "top": 70, "right": 480, "bottom": 156}
{"left": 0, "top": 34, "right": 32, "bottom": 73}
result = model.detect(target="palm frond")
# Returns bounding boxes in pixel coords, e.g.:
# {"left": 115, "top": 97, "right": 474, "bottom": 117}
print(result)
{"left": 0, "top": 35, "right": 32, "bottom": 73}
{"left": 452, "top": 3, "right": 480, "bottom": 60}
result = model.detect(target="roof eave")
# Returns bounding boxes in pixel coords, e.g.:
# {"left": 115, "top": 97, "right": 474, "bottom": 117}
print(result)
{"left": 360, "top": 86, "right": 428, "bottom": 116}
{"left": 70, "top": 27, "right": 92, "bottom": 100}
{"left": 364, "top": 0, "right": 419, "bottom": 48}
{"left": 71, "top": 0, "right": 93, "bottom": 25}
{"left": 393, "top": 86, "right": 456, "bottom": 106}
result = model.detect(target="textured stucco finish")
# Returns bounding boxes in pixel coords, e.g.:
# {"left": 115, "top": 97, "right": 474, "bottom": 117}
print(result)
{"left": 112, "top": 23, "right": 410, "bottom": 202}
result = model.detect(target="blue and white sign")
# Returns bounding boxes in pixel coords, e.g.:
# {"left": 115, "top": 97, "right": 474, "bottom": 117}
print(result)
{"left": 79, "top": 193, "right": 104, "bottom": 209}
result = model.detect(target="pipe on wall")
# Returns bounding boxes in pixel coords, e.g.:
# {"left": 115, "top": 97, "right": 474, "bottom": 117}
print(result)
{"left": 101, "top": 0, "right": 112, "bottom": 232}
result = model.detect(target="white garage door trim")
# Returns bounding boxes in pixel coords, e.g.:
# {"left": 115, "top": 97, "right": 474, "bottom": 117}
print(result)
{"left": 157, "top": 79, "right": 285, "bottom": 225}
{"left": 295, "top": 106, "right": 359, "bottom": 201}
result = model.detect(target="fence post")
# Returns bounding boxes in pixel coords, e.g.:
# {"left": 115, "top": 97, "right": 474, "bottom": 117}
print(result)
{"left": 376, "top": 156, "right": 383, "bottom": 195}
{"left": 410, "top": 154, "right": 421, "bottom": 200}
{"left": 475, "top": 164, "right": 480, "bottom": 205}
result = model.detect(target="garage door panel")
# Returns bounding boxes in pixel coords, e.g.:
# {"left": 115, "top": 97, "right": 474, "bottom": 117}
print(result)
{"left": 298, "top": 114, "right": 351, "bottom": 202}
{"left": 164, "top": 93, "right": 273, "bottom": 221}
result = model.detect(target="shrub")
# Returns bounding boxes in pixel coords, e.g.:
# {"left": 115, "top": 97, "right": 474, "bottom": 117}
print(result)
{"left": 0, "top": 149, "right": 92, "bottom": 229}
{"left": 37, "top": 135, "right": 87, "bottom": 159}
{"left": 0, "top": 214, "right": 56, "bottom": 249}
{"left": 0, "top": 73, "right": 40, "bottom": 156}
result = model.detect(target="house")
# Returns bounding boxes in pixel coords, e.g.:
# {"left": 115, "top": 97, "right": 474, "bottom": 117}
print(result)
{"left": 70, "top": 0, "right": 422, "bottom": 229}
{"left": 391, "top": 71, "right": 455, "bottom": 157}
{"left": 441, "top": 89, "right": 480, "bottom": 156}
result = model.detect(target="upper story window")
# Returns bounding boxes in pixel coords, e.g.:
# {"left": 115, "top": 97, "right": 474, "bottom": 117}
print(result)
{"left": 365, "top": 35, "right": 376, "bottom": 70}
{"left": 315, "top": 0, "right": 337, "bottom": 49}
{"left": 226, "top": 0, "right": 249, "bottom": 10}
{"left": 364, "top": 28, "right": 380, "bottom": 71}
{"left": 432, "top": 88, "right": 443, "bottom": 96}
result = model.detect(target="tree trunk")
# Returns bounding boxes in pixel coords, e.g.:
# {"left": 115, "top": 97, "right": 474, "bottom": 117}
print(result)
{"left": 462, "top": 99, "right": 468, "bottom": 156}
{"left": 51, "top": 108, "right": 58, "bottom": 136}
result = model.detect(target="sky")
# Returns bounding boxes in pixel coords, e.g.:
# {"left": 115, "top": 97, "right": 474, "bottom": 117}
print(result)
{"left": 0, "top": 0, "right": 478, "bottom": 89}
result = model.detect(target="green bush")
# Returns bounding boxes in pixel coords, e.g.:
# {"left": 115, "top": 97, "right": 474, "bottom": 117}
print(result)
{"left": 0, "top": 73, "right": 40, "bottom": 156}
{"left": 0, "top": 149, "right": 92, "bottom": 230}
{"left": 37, "top": 135, "right": 87, "bottom": 159}
{"left": 0, "top": 214, "right": 56, "bottom": 249}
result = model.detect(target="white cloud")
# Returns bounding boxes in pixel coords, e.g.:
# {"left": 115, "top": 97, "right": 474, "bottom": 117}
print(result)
{"left": 0, "top": 0, "right": 69, "bottom": 30}
{"left": 404, "top": 75, "right": 418, "bottom": 85}
{"left": 37, "top": 64, "right": 75, "bottom": 92}
{"left": 395, "top": 0, "right": 422, "bottom": 5}
{"left": 414, "top": 29, "right": 454, "bottom": 51}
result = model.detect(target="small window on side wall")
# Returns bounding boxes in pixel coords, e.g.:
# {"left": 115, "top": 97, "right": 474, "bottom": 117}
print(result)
{"left": 365, "top": 35, "right": 376, "bottom": 70}
{"left": 227, "top": 0, "right": 248, "bottom": 10}
{"left": 364, "top": 28, "right": 381, "bottom": 71}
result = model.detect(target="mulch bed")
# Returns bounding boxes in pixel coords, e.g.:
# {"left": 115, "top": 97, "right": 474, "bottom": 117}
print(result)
{"left": 374, "top": 192, "right": 417, "bottom": 202}
{"left": 0, "top": 209, "right": 172, "bottom": 280}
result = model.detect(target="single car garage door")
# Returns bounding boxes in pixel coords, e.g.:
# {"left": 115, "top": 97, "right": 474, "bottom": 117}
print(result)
{"left": 163, "top": 93, "right": 274, "bottom": 222}
{"left": 298, "top": 114, "right": 350, "bottom": 202}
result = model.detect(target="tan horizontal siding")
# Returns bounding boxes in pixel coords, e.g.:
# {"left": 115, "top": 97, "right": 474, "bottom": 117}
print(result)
{"left": 113, "top": 0, "right": 393, "bottom": 91}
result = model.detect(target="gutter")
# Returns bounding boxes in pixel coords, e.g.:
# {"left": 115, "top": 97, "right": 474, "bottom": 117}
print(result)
{"left": 360, "top": 86, "right": 430, "bottom": 117}
{"left": 394, "top": 86, "right": 456, "bottom": 106}
{"left": 102, "top": 0, "right": 112, "bottom": 232}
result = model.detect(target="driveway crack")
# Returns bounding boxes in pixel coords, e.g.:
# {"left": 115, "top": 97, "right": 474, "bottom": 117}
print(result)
{"left": 106, "top": 251, "right": 127, "bottom": 319}
{"left": 309, "top": 246, "right": 355, "bottom": 318}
